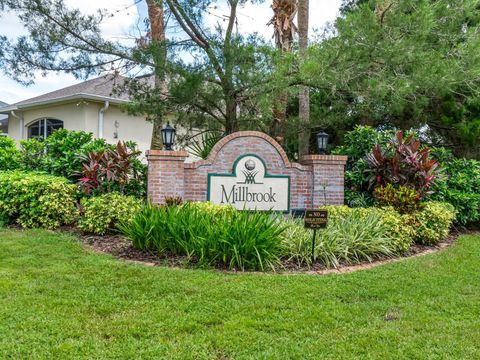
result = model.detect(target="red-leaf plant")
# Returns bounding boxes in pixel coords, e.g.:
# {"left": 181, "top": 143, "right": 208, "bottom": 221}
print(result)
{"left": 365, "top": 131, "right": 440, "bottom": 199}
{"left": 78, "top": 141, "right": 141, "bottom": 195}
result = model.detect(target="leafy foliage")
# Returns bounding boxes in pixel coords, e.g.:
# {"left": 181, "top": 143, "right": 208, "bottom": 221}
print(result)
{"left": 373, "top": 184, "right": 421, "bottom": 214}
{"left": 0, "top": 171, "right": 77, "bottom": 229}
{"left": 78, "top": 193, "right": 143, "bottom": 235}
{"left": 41, "top": 129, "right": 110, "bottom": 180}
{"left": 405, "top": 202, "right": 456, "bottom": 245}
{"left": 78, "top": 141, "right": 145, "bottom": 197}
{"left": 332, "top": 126, "right": 398, "bottom": 206}
{"left": 282, "top": 205, "right": 412, "bottom": 268}
{"left": 186, "top": 131, "right": 223, "bottom": 159}
{"left": 303, "top": 0, "right": 480, "bottom": 158}
{"left": 366, "top": 131, "right": 439, "bottom": 198}
{"left": 120, "top": 202, "right": 286, "bottom": 271}
{"left": 0, "top": 137, "right": 20, "bottom": 170}
{"left": 18, "top": 138, "right": 45, "bottom": 171}
{"left": 431, "top": 158, "right": 480, "bottom": 226}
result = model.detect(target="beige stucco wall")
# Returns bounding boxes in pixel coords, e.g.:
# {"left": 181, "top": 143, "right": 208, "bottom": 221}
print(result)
{"left": 6, "top": 101, "right": 153, "bottom": 156}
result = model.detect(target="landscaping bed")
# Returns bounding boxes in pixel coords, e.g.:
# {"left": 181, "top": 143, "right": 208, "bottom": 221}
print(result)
{"left": 75, "top": 228, "right": 459, "bottom": 273}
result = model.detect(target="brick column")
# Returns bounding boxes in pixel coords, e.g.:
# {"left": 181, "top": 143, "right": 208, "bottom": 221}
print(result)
{"left": 301, "top": 155, "right": 348, "bottom": 207}
{"left": 146, "top": 150, "right": 189, "bottom": 205}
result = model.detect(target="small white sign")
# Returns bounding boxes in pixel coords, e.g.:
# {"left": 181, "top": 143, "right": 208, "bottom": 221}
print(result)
{"left": 207, "top": 154, "right": 290, "bottom": 211}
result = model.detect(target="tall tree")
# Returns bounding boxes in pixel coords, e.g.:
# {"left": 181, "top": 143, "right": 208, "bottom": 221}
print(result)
{"left": 297, "top": 0, "right": 309, "bottom": 156}
{"left": 161, "top": 0, "right": 274, "bottom": 134}
{"left": 302, "top": 0, "right": 480, "bottom": 158}
{"left": 268, "top": 0, "right": 297, "bottom": 142}
{"left": 145, "top": 0, "right": 167, "bottom": 149}
{"left": 0, "top": 0, "right": 276, "bottom": 146}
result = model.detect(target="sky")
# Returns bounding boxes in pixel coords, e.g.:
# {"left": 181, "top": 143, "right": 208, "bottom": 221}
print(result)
{"left": 0, "top": 0, "right": 342, "bottom": 105}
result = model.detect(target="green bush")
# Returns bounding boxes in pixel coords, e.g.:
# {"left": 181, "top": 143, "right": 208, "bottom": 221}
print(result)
{"left": 432, "top": 158, "right": 480, "bottom": 226}
{"left": 373, "top": 184, "right": 421, "bottom": 214}
{"left": 42, "top": 129, "right": 107, "bottom": 179}
{"left": 0, "top": 137, "right": 20, "bottom": 170}
{"left": 0, "top": 171, "right": 78, "bottom": 229}
{"left": 79, "top": 193, "right": 143, "bottom": 235}
{"left": 332, "top": 126, "right": 418, "bottom": 207}
{"left": 15, "top": 130, "right": 147, "bottom": 198}
{"left": 18, "top": 138, "right": 47, "bottom": 171}
{"left": 406, "top": 202, "right": 456, "bottom": 245}
{"left": 282, "top": 206, "right": 413, "bottom": 268}
{"left": 120, "top": 202, "right": 286, "bottom": 271}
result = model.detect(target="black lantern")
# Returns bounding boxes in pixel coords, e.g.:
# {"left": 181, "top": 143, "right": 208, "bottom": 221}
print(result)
{"left": 161, "top": 122, "right": 176, "bottom": 151}
{"left": 316, "top": 130, "right": 329, "bottom": 155}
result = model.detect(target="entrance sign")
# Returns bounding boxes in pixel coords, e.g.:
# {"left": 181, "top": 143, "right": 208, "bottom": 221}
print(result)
{"left": 207, "top": 154, "right": 290, "bottom": 211}
{"left": 304, "top": 210, "right": 328, "bottom": 229}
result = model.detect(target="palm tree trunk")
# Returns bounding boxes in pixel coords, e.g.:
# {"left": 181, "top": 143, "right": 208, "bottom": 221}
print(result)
{"left": 298, "top": 0, "right": 310, "bottom": 156}
{"left": 269, "top": 0, "right": 297, "bottom": 144}
{"left": 146, "top": 0, "right": 167, "bottom": 150}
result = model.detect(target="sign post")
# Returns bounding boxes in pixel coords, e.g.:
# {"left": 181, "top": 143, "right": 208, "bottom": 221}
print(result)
{"left": 304, "top": 210, "right": 328, "bottom": 263}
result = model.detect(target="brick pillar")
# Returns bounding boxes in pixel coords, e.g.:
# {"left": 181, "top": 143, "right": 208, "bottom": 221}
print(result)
{"left": 146, "top": 150, "right": 189, "bottom": 205}
{"left": 301, "top": 155, "right": 348, "bottom": 207}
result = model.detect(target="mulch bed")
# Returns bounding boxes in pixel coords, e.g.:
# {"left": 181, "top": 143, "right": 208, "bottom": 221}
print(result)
{"left": 65, "top": 228, "right": 463, "bottom": 274}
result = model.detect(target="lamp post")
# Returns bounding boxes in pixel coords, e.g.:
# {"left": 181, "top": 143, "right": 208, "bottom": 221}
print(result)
{"left": 161, "top": 122, "right": 176, "bottom": 151}
{"left": 316, "top": 130, "right": 329, "bottom": 155}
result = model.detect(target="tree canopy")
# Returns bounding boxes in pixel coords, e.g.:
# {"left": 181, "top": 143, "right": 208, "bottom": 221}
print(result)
{"left": 1, "top": 0, "right": 479, "bottom": 158}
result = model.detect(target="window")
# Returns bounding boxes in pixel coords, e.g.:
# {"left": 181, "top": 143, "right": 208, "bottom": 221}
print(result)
{"left": 27, "top": 118, "right": 64, "bottom": 139}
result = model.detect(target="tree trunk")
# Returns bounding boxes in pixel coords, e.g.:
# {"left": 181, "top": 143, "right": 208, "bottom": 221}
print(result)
{"left": 298, "top": 0, "right": 310, "bottom": 156}
{"left": 269, "top": 0, "right": 297, "bottom": 144}
{"left": 146, "top": 0, "right": 167, "bottom": 150}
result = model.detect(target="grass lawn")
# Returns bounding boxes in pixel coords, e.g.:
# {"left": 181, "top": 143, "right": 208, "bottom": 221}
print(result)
{"left": 1, "top": 229, "right": 479, "bottom": 359}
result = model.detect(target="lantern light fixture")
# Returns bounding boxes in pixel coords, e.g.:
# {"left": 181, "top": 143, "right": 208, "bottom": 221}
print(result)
{"left": 161, "top": 122, "right": 176, "bottom": 151}
{"left": 316, "top": 130, "right": 329, "bottom": 155}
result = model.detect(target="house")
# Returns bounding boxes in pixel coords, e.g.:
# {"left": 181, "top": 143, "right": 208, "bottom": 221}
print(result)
{"left": 0, "top": 101, "right": 8, "bottom": 136}
{"left": 0, "top": 75, "right": 153, "bottom": 153}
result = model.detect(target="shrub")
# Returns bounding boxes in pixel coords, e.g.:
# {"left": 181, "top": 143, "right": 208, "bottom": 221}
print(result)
{"left": 18, "top": 138, "right": 45, "bottom": 171}
{"left": 78, "top": 141, "right": 145, "bottom": 197}
{"left": 79, "top": 193, "right": 143, "bottom": 235}
{"left": 431, "top": 158, "right": 480, "bottom": 226}
{"left": 282, "top": 206, "right": 412, "bottom": 268}
{"left": 373, "top": 184, "right": 421, "bottom": 214}
{"left": 0, "top": 137, "right": 20, "bottom": 170}
{"left": 42, "top": 129, "right": 107, "bottom": 179}
{"left": 406, "top": 202, "right": 456, "bottom": 245}
{"left": 0, "top": 171, "right": 78, "bottom": 229}
{"left": 332, "top": 126, "right": 419, "bottom": 207}
{"left": 365, "top": 131, "right": 440, "bottom": 199}
{"left": 120, "top": 202, "right": 286, "bottom": 271}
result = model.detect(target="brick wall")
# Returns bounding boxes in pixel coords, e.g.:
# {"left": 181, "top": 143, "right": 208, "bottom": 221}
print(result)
{"left": 147, "top": 131, "right": 347, "bottom": 209}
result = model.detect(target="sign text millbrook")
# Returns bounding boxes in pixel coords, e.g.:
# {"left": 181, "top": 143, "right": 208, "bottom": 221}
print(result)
{"left": 207, "top": 154, "right": 290, "bottom": 211}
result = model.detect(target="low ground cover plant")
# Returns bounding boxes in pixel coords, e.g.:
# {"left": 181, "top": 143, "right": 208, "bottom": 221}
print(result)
{"left": 120, "top": 202, "right": 286, "bottom": 271}
{"left": 0, "top": 171, "right": 78, "bottom": 229}
{"left": 79, "top": 192, "right": 143, "bottom": 235}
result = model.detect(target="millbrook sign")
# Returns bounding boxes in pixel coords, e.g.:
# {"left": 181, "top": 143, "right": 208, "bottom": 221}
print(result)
{"left": 207, "top": 154, "right": 290, "bottom": 211}
{"left": 146, "top": 131, "right": 347, "bottom": 210}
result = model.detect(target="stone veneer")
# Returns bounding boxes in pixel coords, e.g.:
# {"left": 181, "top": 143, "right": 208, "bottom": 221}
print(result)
{"left": 147, "top": 131, "right": 347, "bottom": 209}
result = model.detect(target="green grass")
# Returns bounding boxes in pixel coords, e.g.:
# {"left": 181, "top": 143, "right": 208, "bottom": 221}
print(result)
{"left": 1, "top": 229, "right": 479, "bottom": 359}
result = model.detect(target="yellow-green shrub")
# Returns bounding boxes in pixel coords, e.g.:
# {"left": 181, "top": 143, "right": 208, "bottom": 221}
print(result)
{"left": 79, "top": 193, "right": 143, "bottom": 235}
{"left": 188, "top": 201, "right": 235, "bottom": 216}
{"left": 0, "top": 171, "right": 77, "bottom": 229}
{"left": 406, "top": 202, "right": 456, "bottom": 245}
{"left": 322, "top": 205, "right": 413, "bottom": 253}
